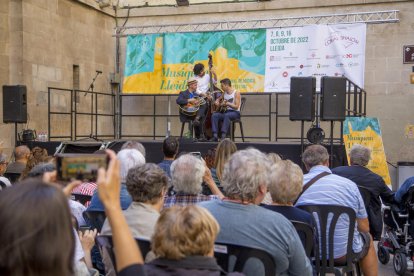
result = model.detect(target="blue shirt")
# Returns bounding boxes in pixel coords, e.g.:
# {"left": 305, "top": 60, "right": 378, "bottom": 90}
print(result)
{"left": 157, "top": 159, "right": 173, "bottom": 178}
{"left": 295, "top": 165, "right": 367, "bottom": 258}
{"left": 87, "top": 183, "right": 132, "bottom": 212}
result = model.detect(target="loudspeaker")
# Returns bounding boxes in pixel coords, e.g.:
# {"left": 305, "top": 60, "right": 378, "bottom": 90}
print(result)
{"left": 289, "top": 77, "right": 316, "bottom": 121}
{"left": 320, "top": 77, "right": 346, "bottom": 121}
{"left": 3, "top": 85, "right": 27, "bottom": 123}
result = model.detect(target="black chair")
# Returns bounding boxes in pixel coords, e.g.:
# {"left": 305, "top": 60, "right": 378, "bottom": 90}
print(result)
{"left": 71, "top": 193, "right": 92, "bottom": 206}
{"left": 298, "top": 204, "right": 361, "bottom": 276}
{"left": 214, "top": 242, "right": 276, "bottom": 276}
{"left": 180, "top": 119, "right": 194, "bottom": 139}
{"left": 96, "top": 235, "right": 151, "bottom": 272}
{"left": 83, "top": 210, "right": 106, "bottom": 232}
{"left": 291, "top": 220, "right": 317, "bottom": 259}
{"left": 230, "top": 97, "right": 246, "bottom": 142}
{"left": 3, "top": 172, "right": 21, "bottom": 183}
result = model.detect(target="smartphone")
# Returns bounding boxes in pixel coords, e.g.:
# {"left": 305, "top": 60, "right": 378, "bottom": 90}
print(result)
{"left": 190, "top": 152, "right": 202, "bottom": 159}
{"left": 56, "top": 154, "right": 108, "bottom": 181}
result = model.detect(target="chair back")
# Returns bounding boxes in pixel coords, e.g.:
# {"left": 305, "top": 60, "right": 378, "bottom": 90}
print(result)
{"left": 3, "top": 172, "right": 20, "bottom": 183}
{"left": 298, "top": 204, "right": 358, "bottom": 275}
{"left": 71, "top": 193, "right": 92, "bottom": 206}
{"left": 96, "top": 235, "right": 151, "bottom": 272}
{"left": 291, "top": 220, "right": 316, "bottom": 258}
{"left": 83, "top": 210, "right": 106, "bottom": 232}
{"left": 239, "top": 97, "right": 246, "bottom": 114}
{"left": 214, "top": 242, "right": 276, "bottom": 276}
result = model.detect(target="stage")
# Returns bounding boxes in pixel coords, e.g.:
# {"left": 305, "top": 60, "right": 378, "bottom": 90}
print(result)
{"left": 20, "top": 139, "right": 347, "bottom": 169}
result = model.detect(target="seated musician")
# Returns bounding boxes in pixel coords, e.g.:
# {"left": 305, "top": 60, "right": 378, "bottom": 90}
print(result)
{"left": 176, "top": 77, "right": 205, "bottom": 139}
{"left": 211, "top": 78, "right": 241, "bottom": 142}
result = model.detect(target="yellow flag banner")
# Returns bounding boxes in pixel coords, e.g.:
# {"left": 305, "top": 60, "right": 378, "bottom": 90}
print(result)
{"left": 343, "top": 117, "right": 391, "bottom": 185}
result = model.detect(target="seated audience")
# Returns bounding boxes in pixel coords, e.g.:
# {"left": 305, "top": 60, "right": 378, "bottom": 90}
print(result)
{"left": 200, "top": 148, "right": 312, "bottom": 275}
{"left": 101, "top": 163, "right": 168, "bottom": 276}
{"left": 0, "top": 178, "right": 91, "bottom": 276}
{"left": 96, "top": 150, "right": 242, "bottom": 276}
{"left": 164, "top": 154, "right": 224, "bottom": 208}
{"left": 157, "top": 136, "right": 179, "bottom": 178}
{"left": 295, "top": 145, "right": 378, "bottom": 276}
{"left": 395, "top": 176, "right": 414, "bottom": 204}
{"left": 5, "top": 145, "right": 30, "bottom": 182}
{"left": 121, "top": 141, "right": 146, "bottom": 158}
{"left": 210, "top": 138, "right": 237, "bottom": 190}
{"left": 261, "top": 152, "right": 282, "bottom": 204}
{"left": 20, "top": 146, "right": 50, "bottom": 180}
{"left": 0, "top": 154, "right": 11, "bottom": 190}
{"left": 87, "top": 149, "right": 145, "bottom": 212}
{"left": 262, "top": 159, "right": 316, "bottom": 246}
{"left": 332, "top": 144, "right": 394, "bottom": 240}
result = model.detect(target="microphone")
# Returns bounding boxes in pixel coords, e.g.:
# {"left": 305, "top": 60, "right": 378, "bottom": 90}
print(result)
{"left": 96, "top": 70, "right": 102, "bottom": 74}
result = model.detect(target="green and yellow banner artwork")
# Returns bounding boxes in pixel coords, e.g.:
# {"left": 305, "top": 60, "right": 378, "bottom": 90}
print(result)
{"left": 343, "top": 117, "right": 391, "bottom": 185}
{"left": 123, "top": 30, "right": 266, "bottom": 94}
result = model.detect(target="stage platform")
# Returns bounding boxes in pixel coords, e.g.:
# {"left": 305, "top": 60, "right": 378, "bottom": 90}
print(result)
{"left": 21, "top": 139, "right": 347, "bottom": 168}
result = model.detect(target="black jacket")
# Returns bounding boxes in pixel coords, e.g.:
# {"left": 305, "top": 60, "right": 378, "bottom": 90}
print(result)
{"left": 332, "top": 165, "right": 395, "bottom": 240}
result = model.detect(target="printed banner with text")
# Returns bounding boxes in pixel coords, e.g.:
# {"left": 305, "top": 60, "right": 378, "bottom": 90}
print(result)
{"left": 123, "top": 30, "right": 266, "bottom": 94}
{"left": 343, "top": 117, "right": 391, "bottom": 185}
{"left": 264, "top": 24, "right": 366, "bottom": 92}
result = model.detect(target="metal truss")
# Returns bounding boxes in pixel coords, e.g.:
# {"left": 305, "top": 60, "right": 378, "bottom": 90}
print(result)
{"left": 116, "top": 10, "right": 399, "bottom": 36}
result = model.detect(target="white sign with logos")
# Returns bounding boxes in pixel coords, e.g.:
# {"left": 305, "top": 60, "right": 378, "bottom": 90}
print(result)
{"left": 264, "top": 23, "right": 366, "bottom": 92}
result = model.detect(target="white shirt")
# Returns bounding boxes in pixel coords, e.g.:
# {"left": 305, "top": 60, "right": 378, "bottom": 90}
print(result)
{"left": 195, "top": 74, "right": 211, "bottom": 95}
{"left": 224, "top": 90, "right": 240, "bottom": 111}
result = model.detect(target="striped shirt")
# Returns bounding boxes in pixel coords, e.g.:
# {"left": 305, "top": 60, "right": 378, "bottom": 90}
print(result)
{"left": 163, "top": 193, "right": 219, "bottom": 209}
{"left": 295, "top": 165, "right": 367, "bottom": 258}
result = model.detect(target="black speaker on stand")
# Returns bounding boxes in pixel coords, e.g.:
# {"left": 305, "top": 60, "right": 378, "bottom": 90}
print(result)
{"left": 3, "top": 85, "right": 28, "bottom": 146}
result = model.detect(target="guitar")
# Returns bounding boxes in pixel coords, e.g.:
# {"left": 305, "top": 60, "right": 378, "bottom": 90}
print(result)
{"left": 179, "top": 97, "right": 204, "bottom": 116}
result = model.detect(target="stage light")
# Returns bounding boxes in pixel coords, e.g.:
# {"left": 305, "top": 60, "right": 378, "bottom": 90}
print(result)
{"left": 176, "top": 0, "right": 189, "bottom": 6}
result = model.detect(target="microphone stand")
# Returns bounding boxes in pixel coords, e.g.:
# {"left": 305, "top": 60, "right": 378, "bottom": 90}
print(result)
{"left": 84, "top": 71, "right": 102, "bottom": 141}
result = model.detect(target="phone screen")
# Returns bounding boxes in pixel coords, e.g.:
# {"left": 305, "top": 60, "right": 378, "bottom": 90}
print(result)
{"left": 56, "top": 154, "right": 108, "bottom": 181}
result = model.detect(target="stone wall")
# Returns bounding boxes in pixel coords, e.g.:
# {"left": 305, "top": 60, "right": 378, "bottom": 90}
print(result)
{"left": 0, "top": 0, "right": 116, "bottom": 156}
{"left": 117, "top": 0, "right": 414, "bottom": 168}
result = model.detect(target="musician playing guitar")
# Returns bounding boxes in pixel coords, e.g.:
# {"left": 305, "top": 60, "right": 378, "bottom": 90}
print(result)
{"left": 176, "top": 77, "right": 205, "bottom": 139}
{"left": 211, "top": 78, "right": 241, "bottom": 142}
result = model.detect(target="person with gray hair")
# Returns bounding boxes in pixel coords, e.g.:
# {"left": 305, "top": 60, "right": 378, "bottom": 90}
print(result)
{"left": 0, "top": 154, "right": 11, "bottom": 190}
{"left": 164, "top": 154, "right": 223, "bottom": 208}
{"left": 332, "top": 144, "right": 394, "bottom": 240}
{"left": 87, "top": 149, "right": 146, "bottom": 211}
{"left": 101, "top": 163, "right": 168, "bottom": 276}
{"left": 296, "top": 144, "right": 378, "bottom": 276}
{"left": 121, "top": 140, "right": 146, "bottom": 158}
{"left": 200, "top": 148, "right": 312, "bottom": 275}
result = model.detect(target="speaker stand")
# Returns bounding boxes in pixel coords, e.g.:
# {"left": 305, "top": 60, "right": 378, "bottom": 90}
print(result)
{"left": 300, "top": 120, "right": 305, "bottom": 170}
{"left": 14, "top": 122, "right": 18, "bottom": 147}
{"left": 329, "top": 121, "right": 334, "bottom": 168}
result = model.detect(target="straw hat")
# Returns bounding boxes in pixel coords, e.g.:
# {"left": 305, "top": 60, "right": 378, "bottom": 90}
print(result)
{"left": 187, "top": 77, "right": 198, "bottom": 86}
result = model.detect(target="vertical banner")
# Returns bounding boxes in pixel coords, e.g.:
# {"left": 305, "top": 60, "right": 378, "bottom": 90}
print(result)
{"left": 123, "top": 30, "right": 266, "bottom": 94}
{"left": 343, "top": 117, "right": 391, "bottom": 185}
{"left": 265, "top": 24, "right": 366, "bottom": 92}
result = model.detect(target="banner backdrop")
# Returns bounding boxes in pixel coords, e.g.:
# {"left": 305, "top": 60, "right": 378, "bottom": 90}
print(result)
{"left": 343, "top": 117, "right": 391, "bottom": 185}
{"left": 265, "top": 23, "right": 366, "bottom": 92}
{"left": 123, "top": 30, "right": 266, "bottom": 94}
{"left": 123, "top": 24, "right": 366, "bottom": 94}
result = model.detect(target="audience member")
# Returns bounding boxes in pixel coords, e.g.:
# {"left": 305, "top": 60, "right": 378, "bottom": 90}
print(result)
{"left": 262, "top": 159, "right": 316, "bottom": 246}
{"left": 295, "top": 145, "right": 378, "bottom": 276}
{"left": 0, "top": 178, "right": 90, "bottom": 276}
{"left": 157, "top": 136, "right": 179, "bottom": 178}
{"left": 121, "top": 141, "right": 146, "bottom": 158}
{"left": 0, "top": 154, "right": 11, "bottom": 190}
{"left": 395, "top": 176, "right": 414, "bottom": 203}
{"left": 87, "top": 149, "right": 145, "bottom": 211}
{"left": 261, "top": 152, "right": 282, "bottom": 204}
{"left": 101, "top": 163, "right": 168, "bottom": 276}
{"left": 200, "top": 148, "right": 312, "bottom": 275}
{"left": 79, "top": 229, "right": 98, "bottom": 271}
{"left": 164, "top": 154, "right": 223, "bottom": 208}
{"left": 203, "top": 148, "right": 216, "bottom": 169}
{"left": 5, "top": 145, "right": 30, "bottom": 182}
{"left": 20, "top": 146, "right": 49, "bottom": 180}
{"left": 332, "top": 144, "right": 394, "bottom": 240}
{"left": 96, "top": 152, "right": 241, "bottom": 275}
{"left": 26, "top": 162, "right": 56, "bottom": 178}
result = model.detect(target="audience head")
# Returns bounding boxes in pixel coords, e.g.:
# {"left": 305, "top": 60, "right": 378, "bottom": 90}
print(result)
{"left": 20, "top": 147, "right": 50, "bottom": 180}
{"left": 152, "top": 205, "right": 219, "bottom": 260}
{"left": 268, "top": 160, "right": 303, "bottom": 205}
{"left": 162, "top": 137, "right": 179, "bottom": 159}
{"left": 267, "top": 152, "right": 282, "bottom": 164}
{"left": 117, "top": 149, "right": 146, "bottom": 183}
{"left": 214, "top": 138, "right": 237, "bottom": 180}
{"left": 0, "top": 154, "right": 8, "bottom": 175}
{"left": 170, "top": 154, "right": 205, "bottom": 195}
{"left": 349, "top": 144, "right": 371, "bottom": 167}
{"left": 302, "top": 145, "right": 329, "bottom": 170}
{"left": 126, "top": 163, "right": 168, "bottom": 204}
{"left": 14, "top": 145, "right": 30, "bottom": 162}
{"left": 0, "top": 179, "right": 75, "bottom": 276}
{"left": 121, "top": 141, "right": 146, "bottom": 158}
{"left": 222, "top": 148, "right": 271, "bottom": 203}
{"left": 204, "top": 148, "right": 216, "bottom": 169}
